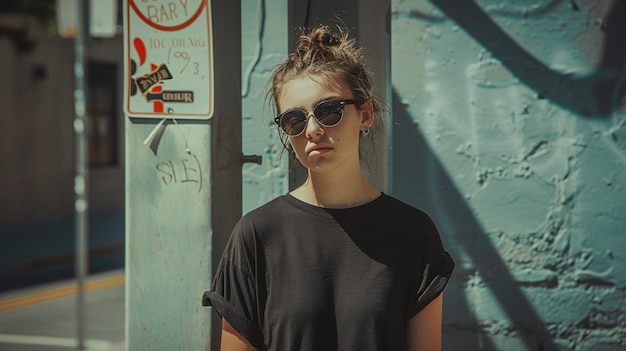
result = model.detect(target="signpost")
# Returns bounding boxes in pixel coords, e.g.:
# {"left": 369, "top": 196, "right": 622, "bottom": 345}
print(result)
{"left": 125, "top": 0, "right": 213, "bottom": 119}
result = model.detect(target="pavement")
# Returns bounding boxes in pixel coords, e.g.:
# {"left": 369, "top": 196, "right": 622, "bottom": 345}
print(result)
{"left": 0, "top": 270, "right": 125, "bottom": 351}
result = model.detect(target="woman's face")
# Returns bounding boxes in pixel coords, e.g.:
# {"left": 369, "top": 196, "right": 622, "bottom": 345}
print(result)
{"left": 277, "top": 76, "right": 371, "bottom": 174}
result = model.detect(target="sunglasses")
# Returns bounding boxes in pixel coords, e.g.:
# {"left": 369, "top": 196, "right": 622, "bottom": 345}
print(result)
{"left": 274, "top": 99, "right": 358, "bottom": 136}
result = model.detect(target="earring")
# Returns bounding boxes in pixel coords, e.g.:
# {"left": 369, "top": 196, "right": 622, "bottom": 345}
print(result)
{"left": 362, "top": 126, "right": 370, "bottom": 135}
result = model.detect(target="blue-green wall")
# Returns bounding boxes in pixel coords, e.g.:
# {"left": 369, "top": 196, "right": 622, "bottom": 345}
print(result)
{"left": 392, "top": 0, "right": 625, "bottom": 349}
{"left": 241, "top": 0, "right": 289, "bottom": 214}
{"left": 242, "top": 0, "right": 626, "bottom": 350}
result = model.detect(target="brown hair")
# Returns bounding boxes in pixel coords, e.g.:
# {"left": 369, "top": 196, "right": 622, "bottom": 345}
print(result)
{"left": 269, "top": 25, "right": 382, "bottom": 119}
{"left": 268, "top": 25, "right": 385, "bottom": 165}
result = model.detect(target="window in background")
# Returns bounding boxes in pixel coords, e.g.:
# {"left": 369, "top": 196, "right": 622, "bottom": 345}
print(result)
{"left": 87, "top": 61, "right": 118, "bottom": 168}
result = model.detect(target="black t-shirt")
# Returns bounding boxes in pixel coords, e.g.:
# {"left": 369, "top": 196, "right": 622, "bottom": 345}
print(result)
{"left": 202, "top": 193, "right": 454, "bottom": 351}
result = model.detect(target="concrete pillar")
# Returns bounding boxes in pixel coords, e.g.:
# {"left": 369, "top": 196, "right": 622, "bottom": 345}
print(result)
{"left": 124, "top": 1, "right": 241, "bottom": 349}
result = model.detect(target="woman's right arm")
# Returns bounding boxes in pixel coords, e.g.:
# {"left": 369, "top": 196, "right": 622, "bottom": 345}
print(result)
{"left": 220, "top": 318, "right": 258, "bottom": 351}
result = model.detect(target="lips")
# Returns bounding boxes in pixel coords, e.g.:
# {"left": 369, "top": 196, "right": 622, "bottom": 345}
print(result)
{"left": 306, "top": 145, "right": 332, "bottom": 156}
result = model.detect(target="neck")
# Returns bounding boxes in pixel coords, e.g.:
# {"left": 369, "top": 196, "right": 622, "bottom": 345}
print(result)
{"left": 291, "top": 166, "right": 380, "bottom": 208}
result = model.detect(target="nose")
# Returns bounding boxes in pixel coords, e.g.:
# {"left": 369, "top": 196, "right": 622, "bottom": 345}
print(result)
{"left": 304, "top": 111, "right": 324, "bottom": 138}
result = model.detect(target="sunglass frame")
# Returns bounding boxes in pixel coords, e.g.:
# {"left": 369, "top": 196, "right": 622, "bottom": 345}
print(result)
{"left": 274, "top": 99, "right": 359, "bottom": 136}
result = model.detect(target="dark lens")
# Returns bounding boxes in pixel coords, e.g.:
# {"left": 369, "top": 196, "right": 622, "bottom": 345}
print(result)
{"left": 281, "top": 110, "right": 307, "bottom": 135}
{"left": 314, "top": 101, "right": 343, "bottom": 126}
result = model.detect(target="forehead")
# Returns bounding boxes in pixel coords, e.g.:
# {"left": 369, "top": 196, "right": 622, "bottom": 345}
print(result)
{"left": 277, "top": 75, "right": 351, "bottom": 112}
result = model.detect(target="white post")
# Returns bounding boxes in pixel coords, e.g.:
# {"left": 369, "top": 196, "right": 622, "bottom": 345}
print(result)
{"left": 72, "top": 0, "right": 88, "bottom": 349}
{"left": 123, "top": 0, "right": 241, "bottom": 349}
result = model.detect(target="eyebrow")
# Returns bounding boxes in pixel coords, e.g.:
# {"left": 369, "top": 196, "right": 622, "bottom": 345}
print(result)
{"left": 278, "top": 96, "right": 347, "bottom": 115}
{"left": 292, "top": 96, "right": 342, "bottom": 112}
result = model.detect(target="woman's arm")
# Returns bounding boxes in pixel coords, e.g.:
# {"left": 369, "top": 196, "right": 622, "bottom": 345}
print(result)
{"left": 220, "top": 318, "right": 258, "bottom": 351}
{"left": 406, "top": 293, "right": 443, "bottom": 351}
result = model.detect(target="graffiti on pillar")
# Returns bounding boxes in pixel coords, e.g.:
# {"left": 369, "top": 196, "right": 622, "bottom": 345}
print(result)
{"left": 155, "top": 154, "right": 203, "bottom": 193}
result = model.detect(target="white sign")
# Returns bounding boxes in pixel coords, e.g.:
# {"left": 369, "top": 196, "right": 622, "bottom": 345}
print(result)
{"left": 124, "top": 0, "right": 214, "bottom": 119}
{"left": 56, "top": 0, "right": 78, "bottom": 37}
{"left": 56, "top": 0, "right": 118, "bottom": 38}
{"left": 90, "top": 0, "right": 118, "bottom": 37}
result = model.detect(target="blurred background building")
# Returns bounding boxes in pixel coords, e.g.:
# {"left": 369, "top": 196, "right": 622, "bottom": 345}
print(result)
{"left": 0, "top": 0, "right": 124, "bottom": 292}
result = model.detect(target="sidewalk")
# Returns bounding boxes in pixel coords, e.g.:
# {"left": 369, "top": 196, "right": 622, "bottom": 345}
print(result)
{"left": 0, "top": 270, "right": 125, "bottom": 351}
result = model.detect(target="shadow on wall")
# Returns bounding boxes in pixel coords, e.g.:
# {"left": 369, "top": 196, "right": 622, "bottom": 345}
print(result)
{"left": 393, "top": 1, "right": 626, "bottom": 349}
{"left": 392, "top": 89, "right": 559, "bottom": 350}
{"left": 428, "top": 0, "right": 626, "bottom": 118}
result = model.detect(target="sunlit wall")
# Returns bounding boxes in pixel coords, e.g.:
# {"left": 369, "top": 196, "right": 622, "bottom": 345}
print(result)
{"left": 392, "top": 0, "right": 625, "bottom": 349}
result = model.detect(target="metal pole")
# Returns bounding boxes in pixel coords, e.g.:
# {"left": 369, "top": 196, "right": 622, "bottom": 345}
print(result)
{"left": 73, "top": 0, "right": 88, "bottom": 349}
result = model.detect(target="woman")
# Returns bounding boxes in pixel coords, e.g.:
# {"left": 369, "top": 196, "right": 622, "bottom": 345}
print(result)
{"left": 203, "top": 24, "right": 455, "bottom": 351}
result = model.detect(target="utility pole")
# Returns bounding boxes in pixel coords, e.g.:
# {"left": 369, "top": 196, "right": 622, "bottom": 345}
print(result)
{"left": 72, "top": 0, "right": 88, "bottom": 349}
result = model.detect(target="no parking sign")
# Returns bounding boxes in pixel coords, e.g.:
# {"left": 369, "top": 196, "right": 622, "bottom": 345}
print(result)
{"left": 124, "top": 0, "right": 214, "bottom": 119}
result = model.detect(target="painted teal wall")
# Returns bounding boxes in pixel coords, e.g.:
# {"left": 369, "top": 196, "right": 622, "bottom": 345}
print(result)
{"left": 241, "top": 0, "right": 289, "bottom": 215}
{"left": 241, "top": 0, "right": 626, "bottom": 349}
{"left": 392, "top": 0, "right": 625, "bottom": 350}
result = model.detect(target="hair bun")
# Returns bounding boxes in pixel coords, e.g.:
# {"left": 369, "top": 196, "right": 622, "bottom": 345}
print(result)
{"left": 312, "top": 26, "right": 341, "bottom": 47}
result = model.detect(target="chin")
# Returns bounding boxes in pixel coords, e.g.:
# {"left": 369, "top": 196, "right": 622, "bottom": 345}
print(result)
{"left": 304, "top": 160, "right": 340, "bottom": 174}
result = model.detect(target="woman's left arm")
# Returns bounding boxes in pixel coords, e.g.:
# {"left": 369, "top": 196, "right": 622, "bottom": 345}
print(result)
{"left": 406, "top": 293, "right": 443, "bottom": 351}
